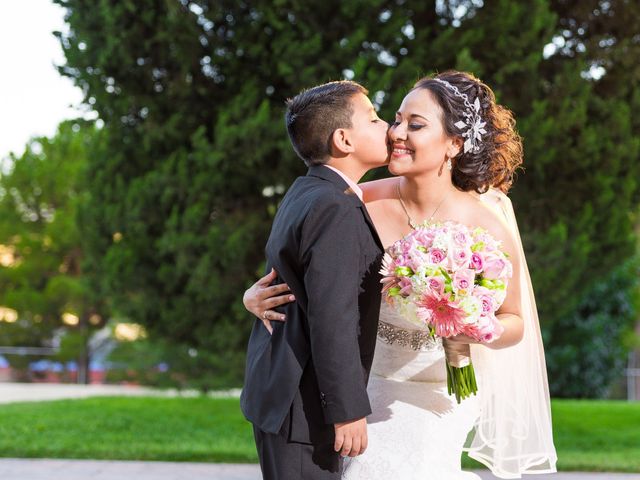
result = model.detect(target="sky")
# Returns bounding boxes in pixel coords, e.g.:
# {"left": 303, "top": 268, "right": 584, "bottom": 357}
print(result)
{"left": 0, "top": 0, "right": 87, "bottom": 160}
{"left": 0, "top": 1, "right": 604, "bottom": 164}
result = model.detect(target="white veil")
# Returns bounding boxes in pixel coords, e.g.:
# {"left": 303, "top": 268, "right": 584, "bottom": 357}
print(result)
{"left": 464, "top": 189, "right": 558, "bottom": 478}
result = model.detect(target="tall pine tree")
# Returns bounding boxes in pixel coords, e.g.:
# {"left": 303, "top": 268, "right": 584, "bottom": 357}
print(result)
{"left": 55, "top": 0, "right": 639, "bottom": 392}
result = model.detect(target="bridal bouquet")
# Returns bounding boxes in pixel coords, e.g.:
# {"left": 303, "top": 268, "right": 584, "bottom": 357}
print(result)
{"left": 380, "top": 221, "right": 512, "bottom": 403}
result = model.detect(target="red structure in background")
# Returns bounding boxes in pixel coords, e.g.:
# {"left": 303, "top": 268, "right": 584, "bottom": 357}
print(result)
{"left": 0, "top": 356, "right": 107, "bottom": 384}
{"left": 0, "top": 356, "right": 10, "bottom": 382}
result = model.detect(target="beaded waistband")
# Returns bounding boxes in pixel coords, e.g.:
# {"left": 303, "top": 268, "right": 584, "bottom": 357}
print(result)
{"left": 377, "top": 320, "right": 442, "bottom": 351}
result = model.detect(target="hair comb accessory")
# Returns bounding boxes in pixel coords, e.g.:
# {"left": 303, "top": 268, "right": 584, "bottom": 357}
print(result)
{"left": 433, "top": 78, "right": 486, "bottom": 154}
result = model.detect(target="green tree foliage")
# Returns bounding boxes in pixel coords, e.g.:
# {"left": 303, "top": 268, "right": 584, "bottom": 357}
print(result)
{"left": 546, "top": 258, "right": 640, "bottom": 398}
{"left": 512, "top": 1, "right": 640, "bottom": 396}
{"left": 54, "top": 0, "right": 639, "bottom": 393}
{"left": 0, "top": 121, "right": 106, "bottom": 383}
{"left": 53, "top": 0, "right": 410, "bottom": 386}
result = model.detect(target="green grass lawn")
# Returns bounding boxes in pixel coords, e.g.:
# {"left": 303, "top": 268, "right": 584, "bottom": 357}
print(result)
{"left": 0, "top": 397, "right": 255, "bottom": 463}
{"left": 0, "top": 397, "right": 638, "bottom": 472}
{"left": 546, "top": 400, "right": 640, "bottom": 473}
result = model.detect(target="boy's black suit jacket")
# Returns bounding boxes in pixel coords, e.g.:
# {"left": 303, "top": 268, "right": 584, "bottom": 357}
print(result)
{"left": 241, "top": 165, "right": 383, "bottom": 445}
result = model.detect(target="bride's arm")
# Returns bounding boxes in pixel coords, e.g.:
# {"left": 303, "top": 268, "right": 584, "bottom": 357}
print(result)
{"left": 491, "top": 313, "right": 524, "bottom": 348}
{"left": 449, "top": 210, "right": 524, "bottom": 349}
{"left": 484, "top": 213, "right": 524, "bottom": 349}
{"left": 359, "top": 177, "right": 395, "bottom": 204}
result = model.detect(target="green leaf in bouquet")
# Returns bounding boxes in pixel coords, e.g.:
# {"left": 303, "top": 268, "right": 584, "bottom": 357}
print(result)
{"left": 395, "top": 266, "right": 414, "bottom": 277}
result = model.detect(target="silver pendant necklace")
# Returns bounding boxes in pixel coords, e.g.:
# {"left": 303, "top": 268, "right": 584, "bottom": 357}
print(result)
{"left": 396, "top": 182, "right": 452, "bottom": 229}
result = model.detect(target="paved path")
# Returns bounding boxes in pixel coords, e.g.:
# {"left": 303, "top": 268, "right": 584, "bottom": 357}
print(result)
{"left": 0, "top": 382, "right": 240, "bottom": 404}
{"left": 0, "top": 459, "right": 638, "bottom": 480}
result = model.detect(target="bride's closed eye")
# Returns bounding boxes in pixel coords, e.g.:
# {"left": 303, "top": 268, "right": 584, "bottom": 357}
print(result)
{"left": 391, "top": 120, "right": 425, "bottom": 131}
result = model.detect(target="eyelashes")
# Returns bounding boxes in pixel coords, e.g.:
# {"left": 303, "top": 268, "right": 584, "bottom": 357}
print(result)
{"left": 391, "top": 121, "right": 426, "bottom": 131}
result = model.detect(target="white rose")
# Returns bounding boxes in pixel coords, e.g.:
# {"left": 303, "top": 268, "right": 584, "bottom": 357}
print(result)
{"left": 458, "top": 296, "right": 482, "bottom": 325}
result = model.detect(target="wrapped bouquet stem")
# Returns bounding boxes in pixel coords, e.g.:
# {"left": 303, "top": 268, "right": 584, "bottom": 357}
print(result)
{"left": 443, "top": 339, "right": 477, "bottom": 403}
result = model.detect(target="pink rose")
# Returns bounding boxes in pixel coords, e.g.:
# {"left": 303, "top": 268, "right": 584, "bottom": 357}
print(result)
{"left": 429, "top": 248, "right": 446, "bottom": 264}
{"left": 466, "top": 314, "right": 504, "bottom": 343}
{"left": 470, "top": 252, "right": 484, "bottom": 272}
{"left": 396, "top": 253, "right": 411, "bottom": 268}
{"left": 453, "top": 269, "right": 475, "bottom": 293}
{"left": 453, "top": 230, "right": 471, "bottom": 247}
{"left": 473, "top": 286, "right": 495, "bottom": 315}
{"left": 448, "top": 247, "right": 472, "bottom": 269}
{"left": 426, "top": 276, "right": 445, "bottom": 295}
{"left": 481, "top": 316, "right": 504, "bottom": 343}
{"left": 413, "top": 229, "right": 435, "bottom": 248}
{"left": 482, "top": 253, "right": 511, "bottom": 280}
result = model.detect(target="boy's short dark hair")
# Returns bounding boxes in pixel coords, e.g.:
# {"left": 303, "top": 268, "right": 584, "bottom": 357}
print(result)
{"left": 285, "top": 81, "right": 368, "bottom": 166}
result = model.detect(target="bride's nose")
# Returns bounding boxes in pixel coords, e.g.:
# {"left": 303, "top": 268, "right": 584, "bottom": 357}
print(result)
{"left": 388, "top": 121, "right": 407, "bottom": 142}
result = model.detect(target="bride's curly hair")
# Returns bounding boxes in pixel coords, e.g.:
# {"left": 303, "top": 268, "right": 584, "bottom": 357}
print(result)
{"left": 414, "top": 71, "right": 523, "bottom": 193}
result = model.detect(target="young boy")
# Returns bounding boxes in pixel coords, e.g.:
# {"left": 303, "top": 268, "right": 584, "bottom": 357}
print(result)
{"left": 241, "top": 80, "right": 389, "bottom": 479}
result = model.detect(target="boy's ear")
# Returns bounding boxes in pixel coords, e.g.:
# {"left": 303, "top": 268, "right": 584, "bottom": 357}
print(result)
{"left": 330, "top": 128, "right": 355, "bottom": 156}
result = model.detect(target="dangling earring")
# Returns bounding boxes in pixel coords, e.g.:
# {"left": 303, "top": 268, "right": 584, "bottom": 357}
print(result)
{"left": 447, "top": 158, "right": 453, "bottom": 171}
{"left": 438, "top": 156, "right": 448, "bottom": 177}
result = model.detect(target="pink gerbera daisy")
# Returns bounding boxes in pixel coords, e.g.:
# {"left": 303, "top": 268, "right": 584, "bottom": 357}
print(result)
{"left": 418, "top": 293, "right": 466, "bottom": 338}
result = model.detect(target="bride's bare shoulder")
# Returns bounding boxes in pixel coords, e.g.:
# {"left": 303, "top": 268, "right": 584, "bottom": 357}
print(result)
{"left": 462, "top": 190, "right": 514, "bottom": 248}
{"left": 360, "top": 177, "right": 399, "bottom": 203}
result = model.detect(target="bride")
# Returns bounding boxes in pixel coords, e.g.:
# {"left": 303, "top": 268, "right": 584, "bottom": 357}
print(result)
{"left": 243, "top": 71, "right": 557, "bottom": 479}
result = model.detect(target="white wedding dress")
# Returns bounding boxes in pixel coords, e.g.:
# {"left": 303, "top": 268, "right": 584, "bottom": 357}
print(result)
{"left": 343, "top": 190, "right": 558, "bottom": 480}
{"left": 342, "top": 300, "right": 481, "bottom": 480}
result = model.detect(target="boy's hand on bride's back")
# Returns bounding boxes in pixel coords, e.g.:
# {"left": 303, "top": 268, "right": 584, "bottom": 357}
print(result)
{"left": 334, "top": 417, "right": 368, "bottom": 457}
{"left": 242, "top": 268, "right": 295, "bottom": 333}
